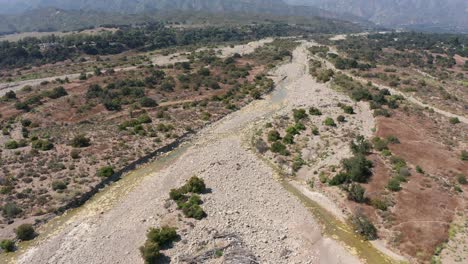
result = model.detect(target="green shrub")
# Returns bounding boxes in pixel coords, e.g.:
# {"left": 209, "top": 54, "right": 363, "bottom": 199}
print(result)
{"left": 342, "top": 155, "right": 373, "bottom": 183}
{"left": 4, "top": 140, "right": 19, "bottom": 149}
{"left": 282, "top": 133, "right": 294, "bottom": 145}
{"left": 2, "top": 203, "right": 22, "bottom": 218}
{"left": 292, "top": 156, "right": 305, "bottom": 172}
{"left": 324, "top": 117, "right": 336, "bottom": 127}
{"left": 0, "top": 239, "right": 15, "bottom": 252}
{"left": 370, "top": 198, "right": 388, "bottom": 211}
{"left": 140, "top": 97, "right": 158, "bottom": 108}
{"left": 386, "top": 135, "right": 400, "bottom": 144}
{"left": 71, "top": 134, "right": 91, "bottom": 148}
{"left": 457, "top": 175, "right": 467, "bottom": 185}
{"left": 416, "top": 165, "right": 424, "bottom": 174}
{"left": 146, "top": 227, "right": 178, "bottom": 248}
{"left": 449, "top": 117, "right": 460, "bottom": 124}
{"left": 285, "top": 125, "right": 299, "bottom": 135}
{"left": 140, "top": 241, "right": 161, "bottom": 264}
{"left": 461, "top": 150, "right": 468, "bottom": 161}
{"left": 292, "top": 108, "right": 307, "bottom": 122}
{"left": 329, "top": 173, "right": 348, "bottom": 186}
{"left": 311, "top": 127, "right": 319, "bottom": 135}
{"left": 350, "top": 212, "right": 377, "bottom": 240}
{"left": 267, "top": 130, "right": 281, "bottom": 142}
{"left": 387, "top": 178, "right": 402, "bottom": 192}
{"left": 309, "top": 107, "right": 322, "bottom": 116}
{"left": 51, "top": 180, "right": 67, "bottom": 191}
{"left": 270, "top": 142, "right": 289, "bottom": 156}
{"left": 70, "top": 149, "right": 80, "bottom": 159}
{"left": 32, "top": 139, "right": 53, "bottom": 151}
{"left": 337, "top": 115, "right": 346, "bottom": 122}
{"left": 97, "top": 166, "right": 114, "bottom": 177}
{"left": 372, "top": 137, "right": 388, "bottom": 151}
{"left": 342, "top": 105, "right": 354, "bottom": 114}
{"left": 46, "top": 86, "right": 68, "bottom": 99}
{"left": 182, "top": 176, "right": 206, "bottom": 194}
{"left": 15, "top": 224, "right": 35, "bottom": 241}
{"left": 295, "top": 122, "right": 306, "bottom": 131}
{"left": 347, "top": 183, "right": 366, "bottom": 203}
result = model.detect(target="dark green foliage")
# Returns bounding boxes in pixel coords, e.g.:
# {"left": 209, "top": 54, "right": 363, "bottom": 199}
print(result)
{"left": 350, "top": 212, "right": 377, "bottom": 240}
{"left": 45, "top": 86, "right": 68, "bottom": 99}
{"left": 4, "top": 91, "right": 17, "bottom": 100}
{"left": 342, "top": 155, "right": 373, "bottom": 183}
{"left": 169, "top": 177, "right": 207, "bottom": 220}
{"left": 309, "top": 107, "right": 322, "bottom": 116}
{"left": 2, "top": 203, "right": 22, "bottom": 218}
{"left": 71, "top": 134, "right": 91, "bottom": 148}
{"left": 4, "top": 140, "right": 19, "bottom": 149}
{"left": 457, "top": 175, "right": 467, "bottom": 185}
{"left": 285, "top": 125, "right": 300, "bottom": 135}
{"left": 387, "top": 178, "right": 402, "bottom": 192}
{"left": 386, "top": 135, "right": 400, "bottom": 144}
{"left": 97, "top": 166, "right": 114, "bottom": 177}
{"left": 270, "top": 141, "right": 289, "bottom": 156}
{"left": 283, "top": 133, "right": 294, "bottom": 145}
{"left": 146, "top": 227, "right": 178, "bottom": 248}
{"left": 267, "top": 130, "right": 281, "bottom": 142}
{"left": 370, "top": 198, "right": 388, "bottom": 211}
{"left": 329, "top": 173, "right": 348, "bottom": 186}
{"left": 21, "top": 119, "right": 32, "bottom": 127}
{"left": 461, "top": 150, "right": 468, "bottom": 161}
{"left": 292, "top": 108, "right": 307, "bottom": 122}
{"left": 371, "top": 137, "right": 388, "bottom": 151}
{"left": 350, "top": 136, "right": 372, "bottom": 155}
{"left": 0, "top": 239, "right": 15, "bottom": 252}
{"left": 32, "top": 139, "right": 54, "bottom": 151}
{"left": 347, "top": 183, "right": 366, "bottom": 203}
{"left": 292, "top": 156, "right": 305, "bottom": 172}
{"left": 140, "top": 97, "right": 158, "bottom": 108}
{"left": 15, "top": 224, "right": 35, "bottom": 241}
{"left": 449, "top": 117, "right": 460, "bottom": 124}
{"left": 341, "top": 105, "right": 354, "bottom": 114}
{"left": 337, "top": 115, "right": 345, "bottom": 122}
{"left": 324, "top": 117, "right": 336, "bottom": 127}
{"left": 52, "top": 180, "right": 67, "bottom": 191}
{"left": 140, "top": 241, "right": 161, "bottom": 264}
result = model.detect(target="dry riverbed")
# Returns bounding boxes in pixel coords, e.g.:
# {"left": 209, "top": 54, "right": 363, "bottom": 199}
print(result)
{"left": 9, "top": 42, "right": 400, "bottom": 264}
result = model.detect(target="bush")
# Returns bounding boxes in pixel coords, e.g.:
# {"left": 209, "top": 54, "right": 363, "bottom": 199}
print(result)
{"left": 337, "top": 115, "right": 346, "bottom": 122}
{"left": 282, "top": 133, "right": 294, "bottom": 145}
{"left": 457, "top": 175, "right": 467, "bottom": 185}
{"left": 309, "top": 107, "right": 322, "bottom": 116}
{"left": 387, "top": 178, "right": 402, "bottom": 192}
{"left": 2, "top": 203, "right": 22, "bottom": 218}
{"left": 0, "top": 239, "right": 15, "bottom": 252}
{"left": 370, "top": 198, "right": 388, "bottom": 211}
{"left": 292, "top": 156, "right": 305, "bottom": 172}
{"left": 372, "top": 137, "right": 388, "bottom": 151}
{"left": 350, "top": 212, "right": 377, "bottom": 240}
{"left": 146, "top": 227, "right": 178, "bottom": 248}
{"left": 386, "top": 135, "right": 400, "bottom": 144}
{"left": 270, "top": 142, "right": 289, "bottom": 156}
{"left": 324, "top": 117, "right": 336, "bottom": 127}
{"left": 292, "top": 108, "right": 307, "bottom": 122}
{"left": 461, "top": 150, "right": 468, "bottom": 161}
{"left": 342, "top": 155, "right": 373, "bottom": 183}
{"left": 182, "top": 176, "right": 206, "bottom": 194}
{"left": 71, "top": 134, "right": 91, "bottom": 148}
{"left": 32, "top": 139, "right": 53, "bottom": 151}
{"left": 140, "top": 241, "right": 161, "bottom": 264}
{"left": 347, "top": 183, "right": 366, "bottom": 203}
{"left": 46, "top": 86, "right": 68, "bottom": 99}
{"left": 449, "top": 117, "right": 460, "bottom": 124}
{"left": 4, "top": 140, "right": 19, "bottom": 149}
{"left": 51, "top": 180, "right": 67, "bottom": 191}
{"left": 70, "top": 149, "right": 81, "bottom": 159}
{"left": 140, "top": 97, "right": 158, "bottom": 108}
{"left": 15, "top": 224, "right": 35, "bottom": 241}
{"left": 329, "top": 173, "right": 348, "bottom": 186}
{"left": 342, "top": 105, "right": 354, "bottom": 114}
{"left": 267, "top": 130, "right": 281, "bottom": 142}
{"left": 97, "top": 166, "right": 114, "bottom": 177}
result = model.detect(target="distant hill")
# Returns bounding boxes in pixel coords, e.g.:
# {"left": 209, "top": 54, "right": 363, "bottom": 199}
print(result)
{"left": 285, "top": 0, "right": 468, "bottom": 33}
{"left": 0, "top": 0, "right": 372, "bottom": 34}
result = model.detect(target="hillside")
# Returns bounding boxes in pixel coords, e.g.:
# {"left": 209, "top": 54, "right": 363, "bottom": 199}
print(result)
{"left": 285, "top": 0, "right": 468, "bottom": 32}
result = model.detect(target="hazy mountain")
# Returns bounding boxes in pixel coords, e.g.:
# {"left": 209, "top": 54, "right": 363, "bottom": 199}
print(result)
{"left": 285, "top": 0, "right": 468, "bottom": 32}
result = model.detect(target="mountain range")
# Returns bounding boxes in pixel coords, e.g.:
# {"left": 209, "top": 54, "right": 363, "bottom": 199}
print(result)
{"left": 0, "top": 0, "right": 466, "bottom": 33}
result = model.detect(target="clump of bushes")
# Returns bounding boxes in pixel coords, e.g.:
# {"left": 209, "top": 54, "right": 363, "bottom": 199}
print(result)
{"left": 97, "top": 166, "right": 114, "bottom": 178}
{"left": 32, "top": 139, "right": 54, "bottom": 151}
{"left": 2, "top": 203, "right": 22, "bottom": 218}
{"left": 324, "top": 117, "right": 336, "bottom": 127}
{"left": 15, "top": 224, "right": 35, "bottom": 241}
{"left": 350, "top": 212, "right": 377, "bottom": 240}
{"left": 169, "top": 176, "right": 207, "bottom": 220}
{"left": 270, "top": 141, "right": 289, "bottom": 156}
{"left": 140, "top": 226, "right": 178, "bottom": 264}
{"left": 309, "top": 107, "right": 322, "bottom": 116}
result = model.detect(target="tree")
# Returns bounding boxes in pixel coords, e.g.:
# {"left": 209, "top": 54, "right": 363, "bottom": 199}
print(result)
{"left": 342, "top": 154, "right": 373, "bottom": 183}
{"left": 350, "top": 212, "right": 377, "bottom": 240}
{"left": 15, "top": 224, "right": 35, "bottom": 241}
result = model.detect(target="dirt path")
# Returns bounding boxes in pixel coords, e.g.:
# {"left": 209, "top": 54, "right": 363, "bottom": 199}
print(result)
{"left": 10, "top": 42, "right": 369, "bottom": 264}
